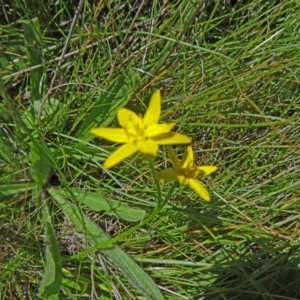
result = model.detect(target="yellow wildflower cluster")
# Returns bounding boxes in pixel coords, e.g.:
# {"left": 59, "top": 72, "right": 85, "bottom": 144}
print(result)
{"left": 90, "top": 90, "right": 217, "bottom": 201}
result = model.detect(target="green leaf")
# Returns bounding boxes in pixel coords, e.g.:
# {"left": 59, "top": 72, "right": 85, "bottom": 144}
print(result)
{"left": 33, "top": 98, "right": 56, "bottom": 116}
{"left": 0, "top": 130, "right": 20, "bottom": 169}
{"left": 59, "top": 188, "right": 145, "bottom": 222}
{"left": 0, "top": 182, "right": 36, "bottom": 198}
{"left": 30, "top": 141, "right": 52, "bottom": 191}
{"left": 23, "top": 18, "right": 45, "bottom": 100}
{"left": 0, "top": 78, "right": 19, "bottom": 124}
{"left": 33, "top": 98, "right": 63, "bottom": 124}
{"left": 53, "top": 143, "right": 109, "bottom": 162}
{"left": 49, "top": 187, "right": 164, "bottom": 300}
{"left": 0, "top": 44, "right": 26, "bottom": 78}
{"left": 0, "top": 103, "right": 7, "bottom": 121}
{"left": 75, "top": 69, "right": 140, "bottom": 141}
{"left": 21, "top": 98, "right": 63, "bottom": 134}
{"left": 39, "top": 202, "right": 62, "bottom": 299}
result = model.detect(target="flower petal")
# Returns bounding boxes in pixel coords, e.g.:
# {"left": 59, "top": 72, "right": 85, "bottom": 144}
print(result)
{"left": 90, "top": 128, "right": 128, "bottom": 143}
{"left": 103, "top": 143, "right": 138, "bottom": 169}
{"left": 145, "top": 123, "right": 175, "bottom": 137}
{"left": 152, "top": 132, "right": 191, "bottom": 145}
{"left": 167, "top": 146, "right": 181, "bottom": 170}
{"left": 197, "top": 166, "right": 218, "bottom": 177}
{"left": 118, "top": 108, "right": 141, "bottom": 129}
{"left": 188, "top": 179, "right": 211, "bottom": 201}
{"left": 143, "top": 90, "right": 161, "bottom": 127}
{"left": 156, "top": 168, "right": 178, "bottom": 182}
{"left": 177, "top": 175, "right": 189, "bottom": 185}
{"left": 137, "top": 139, "right": 159, "bottom": 156}
{"left": 181, "top": 146, "right": 194, "bottom": 169}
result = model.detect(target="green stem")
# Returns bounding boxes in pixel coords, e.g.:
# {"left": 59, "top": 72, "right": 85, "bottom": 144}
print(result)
{"left": 148, "top": 156, "right": 177, "bottom": 210}
{"left": 160, "top": 182, "right": 177, "bottom": 209}
{"left": 147, "top": 156, "right": 162, "bottom": 207}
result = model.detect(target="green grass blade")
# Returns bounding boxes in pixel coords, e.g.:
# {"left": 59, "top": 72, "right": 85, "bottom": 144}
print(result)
{"left": 48, "top": 187, "right": 164, "bottom": 300}
{"left": 38, "top": 202, "right": 62, "bottom": 299}
{"left": 0, "top": 78, "right": 19, "bottom": 124}
{"left": 23, "top": 18, "right": 45, "bottom": 100}
{"left": 75, "top": 69, "right": 140, "bottom": 141}
{"left": 0, "top": 182, "right": 36, "bottom": 198}
{"left": 59, "top": 188, "right": 145, "bottom": 222}
{"left": 30, "top": 141, "right": 52, "bottom": 191}
{"left": 0, "top": 44, "right": 26, "bottom": 79}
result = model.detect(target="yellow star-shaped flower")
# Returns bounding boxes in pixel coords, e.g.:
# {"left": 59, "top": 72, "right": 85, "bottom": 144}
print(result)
{"left": 156, "top": 146, "right": 217, "bottom": 201}
{"left": 90, "top": 90, "right": 191, "bottom": 169}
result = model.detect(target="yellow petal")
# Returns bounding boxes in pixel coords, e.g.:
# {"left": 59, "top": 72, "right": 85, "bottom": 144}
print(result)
{"left": 90, "top": 128, "right": 128, "bottom": 143}
{"left": 177, "top": 175, "right": 189, "bottom": 185}
{"left": 145, "top": 123, "right": 175, "bottom": 137}
{"left": 156, "top": 168, "right": 178, "bottom": 182}
{"left": 137, "top": 139, "right": 159, "bottom": 156}
{"left": 188, "top": 179, "right": 210, "bottom": 201}
{"left": 167, "top": 146, "right": 181, "bottom": 170}
{"left": 197, "top": 166, "right": 218, "bottom": 177}
{"left": 103, "top": 143, "right": 138, "bottom": 169}
{"left": 118, "top": 108, "right": 141, "bottom": 129}
{"left": 143, "top": 90, "right": 161, "bottom": 127}
{"left": 152, "top": 132, "right": 191, "bottom": 145}
{"left": 181, "top": 146, "right": 194, "bottom": 169}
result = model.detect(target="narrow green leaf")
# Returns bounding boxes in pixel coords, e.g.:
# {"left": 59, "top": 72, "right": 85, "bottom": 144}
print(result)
{"left": 59, "top": 188, "right": 145, "bottom": 222}
{"left": 30, "top": 141, "right": 52, "bottom": 191}
{"left": 0, "top": 78, "right": 19, "bottom": 124}
{"left": 49, "top": 187, "right": 164, "bottom": 300}
{"left": 54, "top": 143, "right": 109, "bottom": 162}
{"left": 0, "top": 44, "right": 26, "bottom": 78}
{"left": 75, "top": 69, "right": 140, "bottom": 141}
{"left": 0, "top": 182, "right": 36, "bottom": 198}
{"left": 33, "top": 98, "right": 61, "bottom": 118}
{"left": 23, "top": 18, "right": 45, "bottom": 100}
{"left": 0, "top": 103, "right": 7, "bottom": 121}
{"left": 39, "top": 202, "right": 62, "bottom": 299}
{"left": 21, "top": 98, "right": 63, "bottom": 134}
{"left": 0, "top": 131, "right": 21, "bottom": 172}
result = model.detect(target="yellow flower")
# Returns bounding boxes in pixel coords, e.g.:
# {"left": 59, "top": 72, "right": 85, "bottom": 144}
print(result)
{"left": 156, "top": 146, "right": 217, "bottom": 201}
{"left": 90, "top": 90, "right": 191, "bottom": 169}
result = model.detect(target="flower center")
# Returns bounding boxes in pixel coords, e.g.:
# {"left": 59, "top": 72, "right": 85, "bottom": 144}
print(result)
{"left": 182, "top": 167, "right": 204, "bottom": 179}
{"left": 125, "top": 117, "right": 147, "bottom": 142}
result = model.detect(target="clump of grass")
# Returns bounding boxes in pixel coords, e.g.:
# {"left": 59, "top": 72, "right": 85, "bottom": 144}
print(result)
{"left": 1, "top": 0, "right": 300, "bottom": 299}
